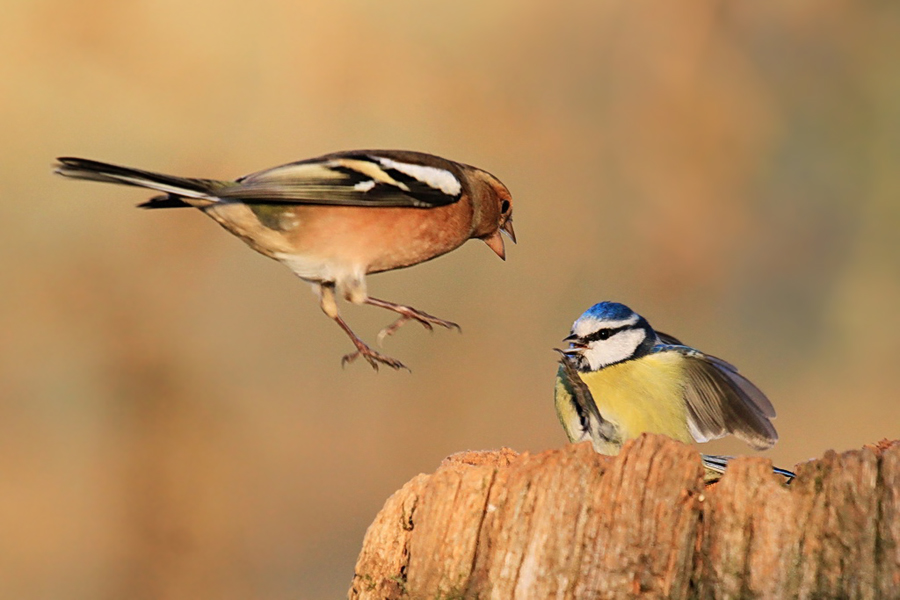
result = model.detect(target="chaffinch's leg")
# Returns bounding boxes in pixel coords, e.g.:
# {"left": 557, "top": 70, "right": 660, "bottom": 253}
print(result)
{"left": 363, "top": 297, "right": 461, "bottom": 346}
{"left": 316, "top": 283, "right": 408, "bottom": 371}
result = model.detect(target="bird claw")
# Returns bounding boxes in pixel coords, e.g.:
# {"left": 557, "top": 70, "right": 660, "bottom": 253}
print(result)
{"left": 376, "top": 312, "right": 461, "bottom": 346}
{"left": 341, "top": 346, "right": 409, "bottom": 371}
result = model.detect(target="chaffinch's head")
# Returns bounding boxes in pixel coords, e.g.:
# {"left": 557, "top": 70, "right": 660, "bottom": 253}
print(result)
{"left": 467, "top": 168, "right": 515, "bottom": 260}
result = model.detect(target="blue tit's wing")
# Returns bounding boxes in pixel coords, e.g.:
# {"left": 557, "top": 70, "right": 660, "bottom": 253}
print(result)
{"left": 554, "top": 365, "right": 592, "bottom": 444}
{"left": 701, "top": 454, "right": 796, "bottom": 484}
{"left": 216, "top": 150, "right": 464, "bottom": 208}
{"left": 655, "top": 331, "right": 684, "bottom": 346}
{"left": 555, "top": 351, "right": 621, "bottom": 447}
{"left": 652, "top": 345, "right": 778, "bottom": 451}
{"left": 556, "top": 352, "right": 603, "bottom": 433}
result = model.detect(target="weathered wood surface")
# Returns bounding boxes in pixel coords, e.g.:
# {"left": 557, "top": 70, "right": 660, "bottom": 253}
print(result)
{"left": 348, "top": 435, "right": 900, "bottom": 599}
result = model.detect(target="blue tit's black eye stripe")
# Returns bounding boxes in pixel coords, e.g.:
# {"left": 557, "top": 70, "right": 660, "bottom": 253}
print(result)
{"left": 582, "top": 325, "right": 631, "bottom": 343}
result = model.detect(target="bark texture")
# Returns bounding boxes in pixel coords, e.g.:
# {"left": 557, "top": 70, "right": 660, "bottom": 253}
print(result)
{"left": 348, "top": 435, "right": 900, "bottom": 599}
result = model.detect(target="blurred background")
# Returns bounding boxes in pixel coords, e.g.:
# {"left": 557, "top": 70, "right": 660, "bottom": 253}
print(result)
{"left": 2, "top": 0, "right": 898, "bottom": 597}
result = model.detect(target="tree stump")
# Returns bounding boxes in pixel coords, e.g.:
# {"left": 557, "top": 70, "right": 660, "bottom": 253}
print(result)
{"left": 348, "top": 434, "right": 900, "bottom": 599}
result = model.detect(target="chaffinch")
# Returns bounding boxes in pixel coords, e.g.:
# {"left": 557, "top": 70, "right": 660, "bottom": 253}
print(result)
{"left": 55, "top": 150, "right": 515, "bottom": 370}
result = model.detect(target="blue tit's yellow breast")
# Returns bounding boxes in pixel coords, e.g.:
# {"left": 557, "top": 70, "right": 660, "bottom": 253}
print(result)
{"left": 578, "top": 352, "right": 692, "bottom": 443}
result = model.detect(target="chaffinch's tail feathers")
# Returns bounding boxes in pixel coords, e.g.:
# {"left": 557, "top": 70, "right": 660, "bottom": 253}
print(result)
{"left": 54, "top": 157, "right": 224, "bottom": 207}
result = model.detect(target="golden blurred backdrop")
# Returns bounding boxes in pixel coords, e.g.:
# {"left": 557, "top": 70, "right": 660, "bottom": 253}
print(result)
{"left": 1, "top": 0, "right": 899, "bottom": 598}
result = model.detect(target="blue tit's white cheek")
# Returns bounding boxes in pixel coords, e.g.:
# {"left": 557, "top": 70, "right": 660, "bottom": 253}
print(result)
{"left": 583, "top": 328, "right": 647, "bottom": 370}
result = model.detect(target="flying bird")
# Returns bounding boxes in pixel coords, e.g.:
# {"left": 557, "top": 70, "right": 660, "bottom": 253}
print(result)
{"left": 55, "top": 150, "right": 515, "bottom": 370}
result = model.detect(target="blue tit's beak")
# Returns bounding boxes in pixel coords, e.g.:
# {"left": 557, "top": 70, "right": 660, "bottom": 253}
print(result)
{"left": 561, "top": 333, "right": 585, "bottom": 353}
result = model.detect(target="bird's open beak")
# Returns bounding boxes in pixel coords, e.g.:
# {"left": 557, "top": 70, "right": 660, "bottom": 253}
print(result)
{"left": 483, "top": 230, "right": 506, "bottom": 260}
{"left": 501, "top": 219, "right": 516, "bottom": 244}
{"left": 561, "top": 333, "right": 586, "bottom": 353}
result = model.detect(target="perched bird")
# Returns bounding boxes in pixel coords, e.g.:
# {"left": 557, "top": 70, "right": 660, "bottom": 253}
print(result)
{"left": 55, "top": 150, "right": 515, "bottom": 370}
{"left": 554, "top": 301, "right": 794, "bottom": 482}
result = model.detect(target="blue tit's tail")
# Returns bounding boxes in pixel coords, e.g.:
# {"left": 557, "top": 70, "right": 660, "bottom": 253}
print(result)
{"left": 701, "top": 454, "right": 795, "bottom": 484}
{"left": 54, "top": 157, "right": 226, "bottom": 208}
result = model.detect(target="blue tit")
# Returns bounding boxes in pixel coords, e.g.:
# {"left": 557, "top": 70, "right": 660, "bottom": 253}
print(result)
{"left": 554, "top": 301, "right": 794, "bottom": 482}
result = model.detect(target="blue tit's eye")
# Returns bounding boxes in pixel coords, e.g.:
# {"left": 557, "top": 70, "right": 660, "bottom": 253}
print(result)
{"left": 585, "top": 326, "right": 625, "bottom": 343}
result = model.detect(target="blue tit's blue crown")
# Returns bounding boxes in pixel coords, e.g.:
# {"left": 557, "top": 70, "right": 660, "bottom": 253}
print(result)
{"left": 580, "top": 301, "right": 638, "bottom": 323}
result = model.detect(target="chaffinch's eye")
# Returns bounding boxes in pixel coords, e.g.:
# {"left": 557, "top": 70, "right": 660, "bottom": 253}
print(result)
{"left": 500, "top": 199, "right": 511, "bottom": 214}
